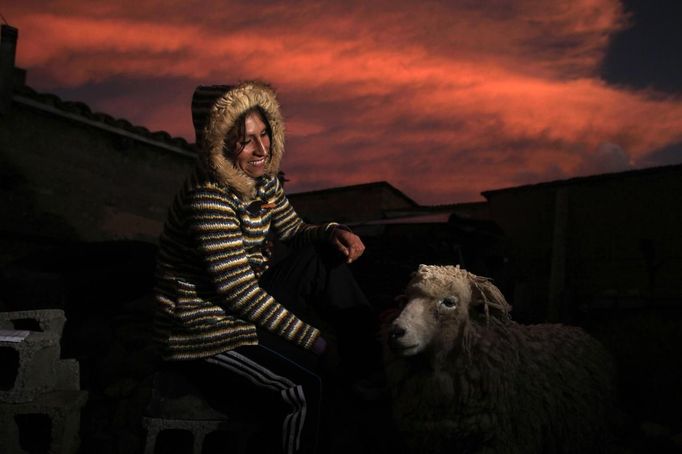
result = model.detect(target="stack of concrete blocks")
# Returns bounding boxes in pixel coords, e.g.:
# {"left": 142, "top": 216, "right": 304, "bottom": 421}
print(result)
{"left": 142, "top": 374, "right": 259, "bottom": 454}
{"left": 0, "top": 309, "right": 88, "bottom": 454}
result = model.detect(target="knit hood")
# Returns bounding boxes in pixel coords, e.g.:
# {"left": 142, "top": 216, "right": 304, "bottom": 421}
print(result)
{"left": 193, "top": 81, "right": 285, "bottom": 200}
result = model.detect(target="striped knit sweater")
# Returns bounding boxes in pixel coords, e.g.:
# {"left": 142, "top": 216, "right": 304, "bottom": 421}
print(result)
{"left": 154, "top": 171, "right": 336, "bottom": 360}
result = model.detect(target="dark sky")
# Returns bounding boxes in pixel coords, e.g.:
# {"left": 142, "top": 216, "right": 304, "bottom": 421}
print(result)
{"left": 4, "top": 0, "right": 682, "bottom": 204}
{"left": 602, "top": 0, "right": 682, "bottom": 94}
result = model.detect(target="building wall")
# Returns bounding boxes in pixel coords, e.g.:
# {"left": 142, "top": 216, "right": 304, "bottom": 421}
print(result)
{"left": 0, "top": 100, "right": 194, "bottom": 254}
{"left": 288, "top": 185, "right": 415, "bottom": 224}
{"left": 485, "top": 166, "right": 682, "bottom": 322}
{"left": 565, "top": 169, "right": 681, "bottom": 301}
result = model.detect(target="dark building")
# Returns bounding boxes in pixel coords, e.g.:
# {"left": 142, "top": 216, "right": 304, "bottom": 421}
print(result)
{"left": 287, "top": 181, "right": 504, "bottom": 309}
{"left": 483, "top": 163, "right": 682, "bottom": 323}
{"left": 0, "top": 25, "right": 195, "bottom": 268}
{"left": 288, "top": 181, "right": 419, "bottom": 224}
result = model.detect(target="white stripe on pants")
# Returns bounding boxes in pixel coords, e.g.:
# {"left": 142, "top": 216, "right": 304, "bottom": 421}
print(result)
{"left": 206, "top": 351, "right": 308, "bottom": 454}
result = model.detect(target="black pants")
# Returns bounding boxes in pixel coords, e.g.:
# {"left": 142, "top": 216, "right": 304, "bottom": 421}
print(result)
{"left": 167, "top": 243, "right": 376, "bottom": 453}
{"left": 262, "top": 242, "right": 380, "bottom": 381}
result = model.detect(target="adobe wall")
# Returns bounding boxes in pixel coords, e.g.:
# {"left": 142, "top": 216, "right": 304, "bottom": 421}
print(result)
{"left": 0, "top": 101, "right": 195, "bottom": 249}
{"left": 485, "top": 166, "right": 682, "bottom": 321}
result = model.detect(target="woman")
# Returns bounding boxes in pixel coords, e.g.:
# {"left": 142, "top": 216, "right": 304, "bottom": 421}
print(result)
{"left": 153, "top": 81, "right": 372, "bottom": 453}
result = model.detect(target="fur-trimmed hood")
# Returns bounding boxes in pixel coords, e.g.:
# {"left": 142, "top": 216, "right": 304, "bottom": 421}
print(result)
{"left": 192, "top": 81, "right": 285, "bottom": 200}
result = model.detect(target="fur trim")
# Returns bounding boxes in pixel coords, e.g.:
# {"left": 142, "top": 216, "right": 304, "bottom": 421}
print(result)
{"left": 199, "top": 81, "right": 285, "bottom": 200}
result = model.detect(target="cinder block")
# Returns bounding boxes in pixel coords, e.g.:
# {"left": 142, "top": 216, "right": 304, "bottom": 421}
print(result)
{"left": 0, "top": 310, "right": 80, "bottom": 403}
{"left": 0, "top": 331, "right": 61, "bottom": 403}
{"left": 0, "top": 310, "right": 66, "bottom": 337}
{"left": 0, "top": 389, "right": 88, "bottom": 454}
{"left": 55, "top": 359, "right": 80, "bottom": 391}
{"left": 142, "top": 416, "right": 256, "bottom": 454}
{"left": 142, "top": 371, "right": 259, "bottom": 454}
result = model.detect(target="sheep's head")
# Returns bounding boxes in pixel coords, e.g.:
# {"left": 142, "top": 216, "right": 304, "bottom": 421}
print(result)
{"left": 388, "top": 264, "right": 511, "bottom": 358}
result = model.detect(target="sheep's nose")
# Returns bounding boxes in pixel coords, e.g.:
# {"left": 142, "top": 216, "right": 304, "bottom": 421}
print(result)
{"left": 389, "top": 325, "right": 406, "bottom": 340}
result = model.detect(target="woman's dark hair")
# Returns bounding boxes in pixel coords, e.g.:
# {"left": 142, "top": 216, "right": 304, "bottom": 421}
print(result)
{"left": 223, "top": 105, "right": 272, "bottom": 156}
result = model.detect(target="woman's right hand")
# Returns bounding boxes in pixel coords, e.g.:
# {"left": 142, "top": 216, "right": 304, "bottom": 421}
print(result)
{"left": 331, "top": 227, "right": 365, "bottom": 264}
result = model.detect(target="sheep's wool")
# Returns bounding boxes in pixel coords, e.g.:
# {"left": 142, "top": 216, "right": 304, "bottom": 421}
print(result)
{"left": 407, "top": 265, "right": 472, "bottom": 306}
{"left": 385, "top": 264, "right": 614, "bottom": 454}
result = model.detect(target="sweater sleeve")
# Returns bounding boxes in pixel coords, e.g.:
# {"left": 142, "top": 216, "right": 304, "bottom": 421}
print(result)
{"left": 185, "top": 186, "right": 320, "bottom": 350}
{"left": 269, "top": 178, "right": 338, "bottom": 246}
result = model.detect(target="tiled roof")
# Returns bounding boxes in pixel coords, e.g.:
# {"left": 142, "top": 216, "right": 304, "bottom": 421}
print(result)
{"left": 12, "top": 84, "right": 197, "bottom": 157}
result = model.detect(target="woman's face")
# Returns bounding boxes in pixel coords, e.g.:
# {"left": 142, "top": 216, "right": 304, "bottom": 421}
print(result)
{"left": 234, "top": 112, "right": 270, "bottom": 178}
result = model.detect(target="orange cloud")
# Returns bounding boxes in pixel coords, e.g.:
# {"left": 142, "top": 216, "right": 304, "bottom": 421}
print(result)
{"left": 4, "top": 0, "right": 682, "bottom": 204}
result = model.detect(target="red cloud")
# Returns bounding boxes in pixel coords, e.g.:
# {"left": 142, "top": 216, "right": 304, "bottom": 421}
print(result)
{"left": 5, "top": 0, "right": 682, "bottom": 204}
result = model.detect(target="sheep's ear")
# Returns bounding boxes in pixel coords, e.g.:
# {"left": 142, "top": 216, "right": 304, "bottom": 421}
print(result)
{"left": 410, "top": 264, "right": 429, "bottom": 282}
{"left": 468, "top": 274, "right": 512, "bottom": 321}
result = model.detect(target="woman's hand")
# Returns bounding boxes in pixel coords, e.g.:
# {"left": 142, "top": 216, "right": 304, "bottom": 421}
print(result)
{"left": 331, "top": 227, "right": 365, "bottom": 263}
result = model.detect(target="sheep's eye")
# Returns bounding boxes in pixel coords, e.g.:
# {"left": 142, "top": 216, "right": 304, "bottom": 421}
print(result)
{"left": 440, "top": 296, "right": 458, "bottom": 309}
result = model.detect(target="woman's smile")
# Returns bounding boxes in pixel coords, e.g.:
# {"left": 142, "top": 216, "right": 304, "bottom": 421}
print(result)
{"left": 249, "top": 156, "right": 267, "bottom": 167}
{"left": 234, "top": 112, "right": 271, "bottom": 178}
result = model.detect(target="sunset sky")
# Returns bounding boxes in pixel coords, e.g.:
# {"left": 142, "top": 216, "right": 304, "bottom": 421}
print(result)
{"left": 4, "top": 0, "right": 681, "bottom": 204}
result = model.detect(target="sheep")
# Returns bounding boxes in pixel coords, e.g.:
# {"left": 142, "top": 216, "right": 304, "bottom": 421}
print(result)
{"left": 384, "top": 264, "right": 614, "bottom": 454}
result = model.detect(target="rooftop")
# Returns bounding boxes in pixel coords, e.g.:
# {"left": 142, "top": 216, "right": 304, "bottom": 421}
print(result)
{"left": 482, "top": 162, "right": 682, "bottom": 198}
{"left": 12, "top": 84, "right": 197, "bottom": 158}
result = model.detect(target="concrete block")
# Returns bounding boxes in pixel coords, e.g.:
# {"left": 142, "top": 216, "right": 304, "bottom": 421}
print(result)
{"left": 142, "top": 416, "right": 257, "bottom": 454}
{"left": 0, "top": 310, "right": 66, "bottom": 337}
{"left": 0, "top": 389, "right": 88, "bottom": 454}
{"left": 55, "top": 359, "right": 80, "bottom": 391}
{"left": 142, "top": 369, "right": 261, "bottom": 452}
{"left": 0, "top": 332, "right": 61, "bottom": 403}
{"left": 0, "top": 310, "right": 72, "bottom": 403}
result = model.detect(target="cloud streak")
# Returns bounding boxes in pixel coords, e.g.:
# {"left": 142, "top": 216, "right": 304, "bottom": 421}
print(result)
{"left": 5, "top": 0, "right": 682, "bottom": 203}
